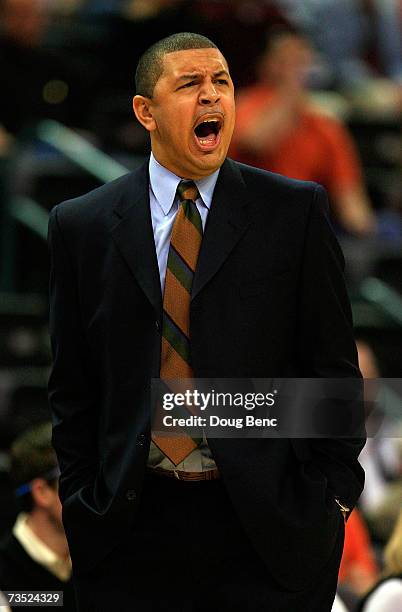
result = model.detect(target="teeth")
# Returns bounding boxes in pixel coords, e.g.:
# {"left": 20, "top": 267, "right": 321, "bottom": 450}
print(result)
{"left": 196, "top": 118, "right": 219, "bottom": 127}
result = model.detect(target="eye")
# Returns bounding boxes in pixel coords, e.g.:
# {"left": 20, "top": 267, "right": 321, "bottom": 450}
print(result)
{"left": 216, "top": 79, "right": 228, "bottom": 85}
{"left": 180, "top": 81, "right": 197, "bottom": 89}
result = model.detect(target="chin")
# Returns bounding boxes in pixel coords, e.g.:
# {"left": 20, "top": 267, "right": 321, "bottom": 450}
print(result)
{"left": 198, "top": 149, "right": 226, "bottom": 167}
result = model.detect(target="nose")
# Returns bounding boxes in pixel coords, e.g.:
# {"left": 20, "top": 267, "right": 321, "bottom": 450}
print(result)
{"left": 199, "top": 81, "right": 220, "bottom": 105}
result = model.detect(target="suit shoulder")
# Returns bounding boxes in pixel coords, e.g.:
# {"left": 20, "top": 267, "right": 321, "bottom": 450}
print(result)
{"left": 231, "top": 159, "right": 322, "bottom": 203}
{"left": 49, "top": 167, "right": 141, "bottom": 228}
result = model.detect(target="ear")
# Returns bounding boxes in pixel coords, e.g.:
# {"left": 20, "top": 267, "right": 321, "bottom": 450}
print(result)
{"left": 30, "top": 478, "right": 52, "bottom": 509}
{"left": 133, "top": 95, "right": 157, "bottom": 132}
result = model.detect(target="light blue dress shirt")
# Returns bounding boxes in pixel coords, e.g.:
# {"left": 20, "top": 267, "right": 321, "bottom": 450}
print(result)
{"left": 147, "top": 152, "right": 220, "bottom": 472}
{"left": 149, "top": 152, "right": 220, "bottom": 291}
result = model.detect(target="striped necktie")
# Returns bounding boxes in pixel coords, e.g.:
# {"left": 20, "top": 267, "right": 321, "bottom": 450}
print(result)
{"left": 152, "top": 180, "right": 203, "bottom": 465}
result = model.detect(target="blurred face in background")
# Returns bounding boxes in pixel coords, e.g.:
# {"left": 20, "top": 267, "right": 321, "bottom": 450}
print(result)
{"left": 134, "top": 47, "right": 236, "bottom": 179}
{"left": 3, "top": 0, "right": 49, "bottom": 47}
{"left": 31, "top": 477, "right": 64, "bottom": 532}
{"left": 260, "top": 33, "right": 313, "bottom": 89}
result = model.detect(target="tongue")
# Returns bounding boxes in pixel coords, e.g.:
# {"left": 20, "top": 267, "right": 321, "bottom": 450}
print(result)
{"left": 195, "top": 122, "right": 218, "bottom": 143}
{"left": 198, "top": 131, "right": 216, "bottom": 143}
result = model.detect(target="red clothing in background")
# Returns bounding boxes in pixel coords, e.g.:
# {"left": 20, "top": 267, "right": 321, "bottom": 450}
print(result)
{"left": 230, "top": 85, "right": 363, "bottom": 199}
{"left": 339, "top": 508, "right": 378, "bottom": 584}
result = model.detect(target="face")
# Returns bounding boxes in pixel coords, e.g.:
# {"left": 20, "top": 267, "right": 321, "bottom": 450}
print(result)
{"left": 31, "top": 478, "right": 64, "bottom": 531}
{"left": 133, "top": 48, "right": 235, "bottom": 179}
{"left": 263, "top": 35, "right": 313, "bottom": 88}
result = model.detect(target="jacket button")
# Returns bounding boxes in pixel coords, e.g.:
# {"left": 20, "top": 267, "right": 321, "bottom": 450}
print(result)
{"left": 126, "top": 489, "right": 137, "bottom": 501}
{"left": 155, "top": 321, "right": 161, "bottom": 332}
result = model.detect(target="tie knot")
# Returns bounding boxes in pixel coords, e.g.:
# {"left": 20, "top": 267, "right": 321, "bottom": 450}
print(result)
{"left": 176, "top": 180, "right": 199, "bottom": 204}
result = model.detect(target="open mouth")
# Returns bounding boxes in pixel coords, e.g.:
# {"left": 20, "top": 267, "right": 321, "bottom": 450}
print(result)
{"left": 193, "top": 117, "right": 222, "bottom": 149}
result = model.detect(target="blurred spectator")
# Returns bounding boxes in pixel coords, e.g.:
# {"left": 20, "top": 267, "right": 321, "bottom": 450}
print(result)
{"left": 0, "top": 0, "right": 91, "bottom": 135}
{"left": 365, "top": 437, "right": 402, "bottom": 544}
{"left": 229, "top": 27, "right": 377, "bottom": 236}
{"left": 356, "top": 340, "right": 402, "bottom": 545}
{"left": 338, "top": 508, "right": 379, "bottom": 596}
{"left": 357, "top": 508, "right": 402, "bottom": 611}
{"left": 191, "top": 0, "right": 290, "bottom": 88}
{"left": 275, "top": 0, "right": 402, "bottom": 89}
{"left": 357, "top": 341, "right": 400, "bottom": 512}
{"left": 0, "top": 422, "right": 76, "bottom": 611}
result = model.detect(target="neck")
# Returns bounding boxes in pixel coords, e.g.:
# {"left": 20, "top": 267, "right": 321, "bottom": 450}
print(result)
{"left": 26, "top": 511, "right": 69, "bottom": 560}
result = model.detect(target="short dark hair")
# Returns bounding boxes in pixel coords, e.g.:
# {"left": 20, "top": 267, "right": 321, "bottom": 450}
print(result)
{"left": 10, "top": 421, "right": 58, "bottom": 513}
{"left": 135, "top": 32, "right": 220, "bottom": 98}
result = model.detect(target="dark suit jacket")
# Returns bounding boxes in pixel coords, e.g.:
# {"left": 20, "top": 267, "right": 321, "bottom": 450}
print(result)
{"left": 48, "top": 157, "right": 365, "bottom": 591}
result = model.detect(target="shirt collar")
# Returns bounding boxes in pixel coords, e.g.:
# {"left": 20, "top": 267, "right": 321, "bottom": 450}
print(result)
{"left": 13, "top": 512, "right": 72, "bottom": 582}
{"left": 149, "top": 152, "right": 220, "bottom": 215}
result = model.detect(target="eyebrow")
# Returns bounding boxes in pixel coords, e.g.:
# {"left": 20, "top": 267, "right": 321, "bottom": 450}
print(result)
{"left": 176, "top": 70, "right": 230, "bottom": 82}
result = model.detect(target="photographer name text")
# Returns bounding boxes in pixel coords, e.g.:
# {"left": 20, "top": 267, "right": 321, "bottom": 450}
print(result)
{"left": 162, "top": 415, "right": 278, "bottom": 429}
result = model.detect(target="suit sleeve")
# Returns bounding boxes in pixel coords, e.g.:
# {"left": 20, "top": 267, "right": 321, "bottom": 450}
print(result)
{"left": 48, "top": 205, "right": 99, "bottom": 504}
{"left": 298, "top": 184, "right": 366, "bottom": 510}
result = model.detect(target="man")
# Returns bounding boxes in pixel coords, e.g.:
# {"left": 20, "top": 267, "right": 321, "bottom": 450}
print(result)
{"left": 0, "top": 422, "right": 76, "bottom": 611}
{"left": 229, "top": 27, "right": 376, "bottom": 236}
{"left": 48, "top": 32, "right": 365, "bottom": 611}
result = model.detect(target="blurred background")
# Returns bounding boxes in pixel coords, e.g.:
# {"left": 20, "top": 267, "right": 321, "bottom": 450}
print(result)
{"left": 0, "top": 1, "right": 401, "bottom": 611}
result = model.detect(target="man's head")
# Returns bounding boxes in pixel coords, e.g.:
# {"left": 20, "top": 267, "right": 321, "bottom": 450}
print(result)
{"left": 133, "top": 32, "right": 235, "bottom": 180}
{"left": 10, "top": 422, "right": 62, "bottom": 530}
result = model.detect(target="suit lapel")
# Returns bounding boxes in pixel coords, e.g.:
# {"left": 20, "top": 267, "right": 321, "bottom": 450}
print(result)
{"left": 111, "top": 160, "right": 162, "bottom": 319}
{"left": 110, "top": 157, "right": 250, "bottom": 312}
{"left": 192, "top": 158, "right": 251, "bottom": 301}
